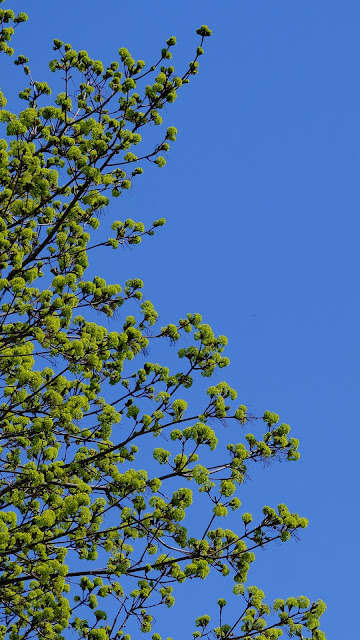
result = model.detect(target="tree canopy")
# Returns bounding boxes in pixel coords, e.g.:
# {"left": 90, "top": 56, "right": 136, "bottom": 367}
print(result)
{"left": 0, "top": 4, "right": 326, "bottom": 640}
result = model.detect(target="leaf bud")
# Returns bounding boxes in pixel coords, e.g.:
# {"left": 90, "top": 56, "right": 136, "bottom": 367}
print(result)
{"left": 196, "top": 25, "right": 212, "bottom": 37}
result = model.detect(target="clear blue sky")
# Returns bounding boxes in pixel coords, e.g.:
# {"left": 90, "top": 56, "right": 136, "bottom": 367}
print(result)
{"left": 4, "top": 1, "right": 360, "bottom": 637}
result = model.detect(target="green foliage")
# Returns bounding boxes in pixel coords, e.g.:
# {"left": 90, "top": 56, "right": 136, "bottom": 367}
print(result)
{"left": 0, "top": 5, "right": 326, "bottom": 640}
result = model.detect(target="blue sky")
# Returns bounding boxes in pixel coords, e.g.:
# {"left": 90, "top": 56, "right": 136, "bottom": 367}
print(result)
{"left": 3, "top": 1, "right": 360, "bottom": 637}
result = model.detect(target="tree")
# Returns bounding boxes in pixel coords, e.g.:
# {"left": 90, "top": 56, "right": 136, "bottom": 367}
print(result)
{"left": 0, "top": 4, "right": 326, "bottom": 640}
